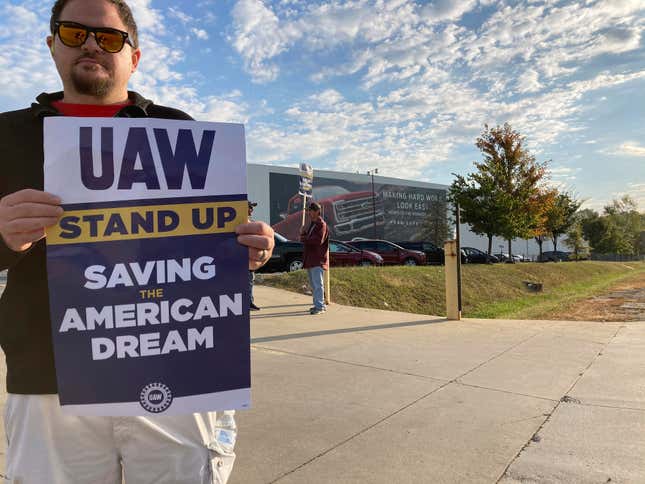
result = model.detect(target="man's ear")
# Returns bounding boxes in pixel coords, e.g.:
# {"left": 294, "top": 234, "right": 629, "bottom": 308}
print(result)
{"left": 131, "top": 48, "right": 141, "bottom": 73}
{"left": 47, "top": 36, "right": 54, "bottom": 54}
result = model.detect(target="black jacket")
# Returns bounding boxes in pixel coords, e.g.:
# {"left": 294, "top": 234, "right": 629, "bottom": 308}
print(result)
{"left": 0, "top": 91, "right": 192, "bottom": 393}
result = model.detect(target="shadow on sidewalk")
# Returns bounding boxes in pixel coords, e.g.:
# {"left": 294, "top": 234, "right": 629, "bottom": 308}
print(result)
{"left": 251, "top": 311, "right": 311, "bottom": 319}
{"left": 259, "top": 303, "right": 310, "bottom": 309}
{"left": 251, "top": 318, "right": 449, "bottom": 343}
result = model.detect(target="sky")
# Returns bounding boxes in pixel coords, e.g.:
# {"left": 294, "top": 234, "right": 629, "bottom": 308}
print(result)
{"left": 1, "top": 0, "right": 644, "bottom": 211}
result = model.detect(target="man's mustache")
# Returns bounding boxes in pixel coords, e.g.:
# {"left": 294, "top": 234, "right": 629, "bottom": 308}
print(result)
{"left": 74, "top": 54, "right": 107, "bottom": 67}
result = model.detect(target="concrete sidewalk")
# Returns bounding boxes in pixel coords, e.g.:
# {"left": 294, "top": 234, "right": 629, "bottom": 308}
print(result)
{"left": 232, "top": 286, "right": 644, "bottom": 484}
{"left": 0, "top": 279, "right": 643, "bottom": 483}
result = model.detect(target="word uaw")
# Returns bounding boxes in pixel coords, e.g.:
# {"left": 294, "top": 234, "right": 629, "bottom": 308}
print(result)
{"left": 59, "top": 293, "right": 242, "bottom": 361}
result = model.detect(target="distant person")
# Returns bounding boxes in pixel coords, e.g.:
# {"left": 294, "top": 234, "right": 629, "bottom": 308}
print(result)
{"left": 300, "top": 202, "right": 329, "bottom": 314}
{"left": 248, "top": 201, "right": 260, "bottom": 311}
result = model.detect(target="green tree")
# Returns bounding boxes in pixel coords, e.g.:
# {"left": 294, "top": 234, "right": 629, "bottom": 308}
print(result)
{"left": 580, "top": 196, "right": 642, "bottom": 255}
{"left": 449, "top": 173, "right": 506, "bottom": 259}
{"left": 474, "top": 123, "right": 548, "bottom": 259}
{"left": 601, "top": 196, "right": 642, "bottom": 255}
{"left": 564, "top": 223, "right": 589, "bottom": 260}
{"left": 531, "top": 187, "right": 557, "bottom": 260}
{"left": 544, "top": 192, "right": 581, "bottom": 253}
{"left": 579, "top": 208, "right": 603, "bottom": 250}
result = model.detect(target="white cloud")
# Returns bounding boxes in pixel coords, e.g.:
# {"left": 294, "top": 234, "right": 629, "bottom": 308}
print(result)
{"left": 168, "top": 7, "right": 193, "bottom": 24}
{"left": 126, "top": 0, "right": 165, "bottom": 32}
{"left": 192, "top": 28, "right": 209, "bottom": 40}
{"left": 0, "top": 3, "right": 60, "bottom": 104}
{"left": 617, "top": 142, "right": 645, "bottom": 157}
{"left": 420, "top": 0, "right": 478, "bottom": 23}
{"left": 230, "top": 0, "right": 295, "bottom": 83}
{"left": 516, "top": 69, "right": 542, "bottom": 94}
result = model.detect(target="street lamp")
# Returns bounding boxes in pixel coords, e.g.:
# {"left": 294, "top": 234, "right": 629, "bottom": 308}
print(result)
{"left": 367, "top": 168, "right": 378, "bottom": 238}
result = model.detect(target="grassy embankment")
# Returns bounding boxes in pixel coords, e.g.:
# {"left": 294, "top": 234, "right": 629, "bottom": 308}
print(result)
{"left": 258, "top": 261, "right": 645, "bottom": 319}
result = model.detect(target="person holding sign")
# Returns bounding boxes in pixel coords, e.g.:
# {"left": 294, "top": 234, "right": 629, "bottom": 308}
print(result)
{"left": 300, "top": 202, "right": 329, "bottom": 314}
{"left": 0, "top": 0, "right": 273, "bottom": 483}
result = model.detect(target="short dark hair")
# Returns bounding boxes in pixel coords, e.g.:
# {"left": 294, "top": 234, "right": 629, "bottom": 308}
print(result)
{"left": 50, "top": 0, "right": 139, "bottom": 49}
{"left": 308, "top": 202, "right": 321, "bottom": 212}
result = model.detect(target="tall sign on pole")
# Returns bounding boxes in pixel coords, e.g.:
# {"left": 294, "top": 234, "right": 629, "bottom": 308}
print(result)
{"left": 299, "top": 163, "right": 313, "bottom": 228}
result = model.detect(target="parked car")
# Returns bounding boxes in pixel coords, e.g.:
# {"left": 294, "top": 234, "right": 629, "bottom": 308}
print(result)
{"left": 272, "top": 185, "right": 385, "bottom": 241}
{"left": 538, "top": 251, "right": 570, "bottom": 262}
{"left": 257, "top": 233, "right": 304, "bottom": 273}
{"left": 461, "top": 247, "right": 499, "bottom": 264}
{"left": 394, "top": 241, "right": 445, "bottom": 265}
{"left": 330, "top": 240, "right": 383, "bottom": 267}
{"left": 494, "top": 253, "right": 525, "bottom": 263}
{"left": 346, "top": 240, "right": 427, "bottom": 265}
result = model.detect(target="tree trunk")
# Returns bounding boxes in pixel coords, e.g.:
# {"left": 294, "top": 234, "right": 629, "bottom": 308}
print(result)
{"left": 507, "top": 239, "right": 513, "bottom": 263}
{"left": 552, "top": 235, "right": 558, "bottom": 253}
{"left": 535, "top": 237, "right": 543, "bottom": 260}
{"left": 487, "top": 234, "right": 493, "bottom": 263}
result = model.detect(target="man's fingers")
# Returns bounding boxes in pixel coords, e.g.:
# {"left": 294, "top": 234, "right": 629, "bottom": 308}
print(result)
{"left": 247, "top": 246, "right": 273, "bottom": 270}
{"left": 5, "top": 217, "right": 62, "bottom": 233}
{"left": 1, "top": 229, "right": 45, "bottom": 252}
{"left": 237, "top": 234, "right": 275, "bottom": 250}
{"left": 235, "top": 221, "right": 274, "bottom": 236}
{"left": 3, "top": 203, "right": 64, "bottom": 220}
{"left": 1, "top": 189, "right": 61, "bottom": 207}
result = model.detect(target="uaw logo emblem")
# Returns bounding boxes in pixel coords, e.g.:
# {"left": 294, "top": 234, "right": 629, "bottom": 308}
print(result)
{"left": 139, "top": 382, "right": 173, "bottom": 413}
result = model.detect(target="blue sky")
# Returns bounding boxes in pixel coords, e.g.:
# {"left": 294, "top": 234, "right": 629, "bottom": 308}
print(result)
{"left": 1, "top": 0, "right": 643, "bottom": 210}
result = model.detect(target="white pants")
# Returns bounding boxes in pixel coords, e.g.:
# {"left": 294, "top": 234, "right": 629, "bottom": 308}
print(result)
{"left": 3, "top": 394, "right": 236, "bottom": 484}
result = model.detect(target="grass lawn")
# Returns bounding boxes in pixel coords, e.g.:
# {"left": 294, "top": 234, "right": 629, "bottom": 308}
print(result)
{"left": 258, "top": 261, "right": 645, "bottom": 319}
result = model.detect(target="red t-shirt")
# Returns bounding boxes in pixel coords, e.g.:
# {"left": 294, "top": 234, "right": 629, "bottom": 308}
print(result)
{"left": 52, "top": 100, "right": 132, "bottom": 117}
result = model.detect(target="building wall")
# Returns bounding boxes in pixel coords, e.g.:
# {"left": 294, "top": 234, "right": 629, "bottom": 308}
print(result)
{"left": 248, "top": 163, "right": 449, "bottom": 243}
{"left": 247, "top": 163, "right": 569, "bottom": 258}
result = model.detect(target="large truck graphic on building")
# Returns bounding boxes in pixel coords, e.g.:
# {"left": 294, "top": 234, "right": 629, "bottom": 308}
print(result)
{"left": 272, "top": 185, "right": 385, "bottom": 241}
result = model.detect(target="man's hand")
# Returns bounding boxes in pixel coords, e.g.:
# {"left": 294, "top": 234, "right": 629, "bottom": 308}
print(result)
{"left": 0, "top": 189, "right": 63, "bottom": 252}
{"left": 236, "top": 221, "right": 275, "bottom": 271}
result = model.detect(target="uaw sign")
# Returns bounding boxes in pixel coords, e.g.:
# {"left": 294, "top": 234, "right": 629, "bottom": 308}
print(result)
{"left": 44, "top": 117, "right": 250, "bottom": 416}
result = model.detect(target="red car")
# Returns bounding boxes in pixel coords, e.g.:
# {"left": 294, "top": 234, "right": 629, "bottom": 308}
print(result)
{"left": 346, "top": 239, "right": 427, "bottom": 266}
{"left": 330, "top": 240, "right": 383, "bottom": 267}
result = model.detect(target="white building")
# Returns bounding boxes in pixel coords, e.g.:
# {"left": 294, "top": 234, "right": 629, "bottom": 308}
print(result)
{"left": 248, "top": 163, "right": 566, "bottom": 259}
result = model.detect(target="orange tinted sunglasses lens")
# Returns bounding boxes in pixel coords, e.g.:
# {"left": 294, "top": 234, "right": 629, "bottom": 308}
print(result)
{"left": 58, "top": 23, "right": 88, "bottom": 47}
{"left": 95, "top": 31, "right": 125, "bottom": 52}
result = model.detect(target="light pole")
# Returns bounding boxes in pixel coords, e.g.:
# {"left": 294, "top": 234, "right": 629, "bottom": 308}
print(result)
{"left": 367, "top": 168, "right": 378, "bottom": 239}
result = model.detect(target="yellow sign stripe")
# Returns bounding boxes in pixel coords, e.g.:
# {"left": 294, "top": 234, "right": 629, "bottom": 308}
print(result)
{"left": 47, "top": 200, "right": 247, "bottom": 245}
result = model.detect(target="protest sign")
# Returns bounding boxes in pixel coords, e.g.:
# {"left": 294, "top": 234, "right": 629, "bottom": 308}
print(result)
{"left": 44, "top": 118, "right": 249, "bottom": 416}
{"left": 298, "top": 163, "right": 313, "bottom": 197}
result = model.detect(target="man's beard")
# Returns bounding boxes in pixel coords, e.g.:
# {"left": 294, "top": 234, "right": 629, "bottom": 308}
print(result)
{"left": 71, "top": 64, "right": 114, "bottom": 97}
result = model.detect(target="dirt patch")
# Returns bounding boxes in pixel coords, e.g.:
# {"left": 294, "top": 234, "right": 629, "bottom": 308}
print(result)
{"left": 555, "top": 271, "right": 645, "bottom": 322}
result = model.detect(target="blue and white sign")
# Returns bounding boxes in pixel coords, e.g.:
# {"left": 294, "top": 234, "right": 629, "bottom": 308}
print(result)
{"left": 44, "top": 117, "right": 250, "bottom": 416}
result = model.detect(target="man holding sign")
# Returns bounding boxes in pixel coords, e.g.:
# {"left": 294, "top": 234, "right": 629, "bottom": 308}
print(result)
{"left": 0, "top": 0, "right": 273, "bottom": 482}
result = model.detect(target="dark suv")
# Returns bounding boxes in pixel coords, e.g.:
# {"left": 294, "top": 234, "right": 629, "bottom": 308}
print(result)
{"left": 461, "top": 247, "right": 499, "bottom": 264}
{"left": 346, "top": 240, "right": 426, "bottom": 266}
{"left": 538, "top": 251, "right": 570, "bottom": 262}
{"left": 257, "top": 233, "right": 304, "bottom": 273}
{"left": 395, "top": 241, "right": 445, "bottom": 265}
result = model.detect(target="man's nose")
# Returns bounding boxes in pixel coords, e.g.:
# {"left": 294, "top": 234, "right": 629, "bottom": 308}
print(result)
{"left": 80, "top": 32, "right": 102, "bottom": 52}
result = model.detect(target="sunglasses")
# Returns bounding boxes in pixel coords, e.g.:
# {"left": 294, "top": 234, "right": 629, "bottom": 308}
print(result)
{"left": 55, "top": 21, "right": 133, "bottom": 53}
